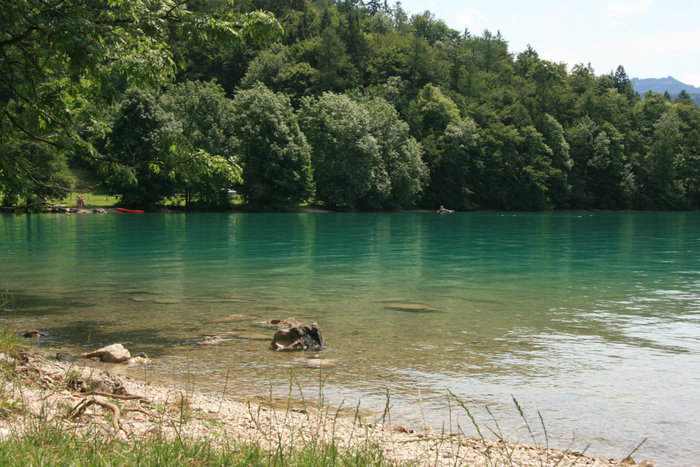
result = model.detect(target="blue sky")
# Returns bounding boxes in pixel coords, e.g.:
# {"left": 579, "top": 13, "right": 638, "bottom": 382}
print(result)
{"left": 396, "top": 0, "right": 700, "bottom": 87}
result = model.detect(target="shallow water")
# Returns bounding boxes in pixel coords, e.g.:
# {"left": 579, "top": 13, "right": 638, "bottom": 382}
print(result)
{"left": 1, "top": 212, "right": 699, "bottom": 465}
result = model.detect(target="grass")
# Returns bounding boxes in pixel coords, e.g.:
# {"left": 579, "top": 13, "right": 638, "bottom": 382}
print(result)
{"left": 0, "top": 291, "right": 25, "bottom": 355}
{"left": 0, "top": 425, "right": 390, "bottom": 466}
{"left": 55, "top": 193, "right": 120, "bottom": 208}
{"left": 54, "top": 193, "right": 246, "bottom": 210}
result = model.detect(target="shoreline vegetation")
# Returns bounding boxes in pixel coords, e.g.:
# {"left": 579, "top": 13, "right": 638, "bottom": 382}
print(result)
{"left": 5, "top": 3, "right": 700, "bottom": 216}
{"left": 0, "top": 330, "right": 654, "bottom": 466}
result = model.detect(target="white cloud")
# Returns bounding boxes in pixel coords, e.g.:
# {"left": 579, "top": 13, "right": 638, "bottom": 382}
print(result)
{"left": 455, "top": 7, "right": 488, "bottom": 35}
{"left": 602, "top": 0, "right": 654, "bottom": 24}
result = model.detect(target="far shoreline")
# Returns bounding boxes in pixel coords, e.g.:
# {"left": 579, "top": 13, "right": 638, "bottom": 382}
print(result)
{"left": 2, "top": 204, "right": 696, "bottom": 215}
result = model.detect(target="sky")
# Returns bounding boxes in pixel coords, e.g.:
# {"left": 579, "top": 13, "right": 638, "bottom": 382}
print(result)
{"left": 396, "top": 0, "right": 700, "bottom": 87}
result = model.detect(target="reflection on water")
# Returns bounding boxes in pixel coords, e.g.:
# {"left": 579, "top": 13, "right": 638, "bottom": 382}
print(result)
{"left": 1, "top": 212, "right": 699, "bottom": 466}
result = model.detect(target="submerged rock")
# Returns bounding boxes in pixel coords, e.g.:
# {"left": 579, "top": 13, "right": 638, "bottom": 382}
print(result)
{"left": 271, "top": 322, "right": 324, "bottom": 351}
{"left": 83, "top": 343, "right": 131, "bottom": 363}
{"left": 227, "top": 331, "right": 270, "bottom": 341}
{"left": 385, "top": 303, "right": 437, "bottom": 313}
{"left": 256, "top": 317, "right": 300, "bottom": 330}
{"left": 22, "top": 330, "right": 46, "bottom": 338}
{"left": 128, "top": 352, "right": 150, "bottom": 365}
{"left": 212, "top": 314, "right": 255, "bottom": 323}
{"left": 201, "top": 335, "right": 225, "bottom": 345}
{"left": 55, "top": 352, "right": 76, "bottom": 362}
{"left": 305, "top": 358, "right": 335, "bottom": 369}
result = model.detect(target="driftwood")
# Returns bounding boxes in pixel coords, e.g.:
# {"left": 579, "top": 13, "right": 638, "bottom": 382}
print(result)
{"left": 70, "top": 397, "right": 121, "bottom": 432}
{"left": 81, "top": 391, "right": 150, "bottom": 402}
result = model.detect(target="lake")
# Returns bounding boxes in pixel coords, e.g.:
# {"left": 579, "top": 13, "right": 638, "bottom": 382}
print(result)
{"left": 1, "top": 211, "right": 698, "bottom": 465}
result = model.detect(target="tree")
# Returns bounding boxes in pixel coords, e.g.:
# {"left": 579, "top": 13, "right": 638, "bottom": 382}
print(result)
{"left": 363, "top": 97, "right": 427, "bottom": 208}
{"left": 540, "top": 114, "right": 572, "bottom": 208}
{"left": 316, "top": 27, "right": 357, "bottom": 92}
{"left": 567, "top": 117, "right": 626, "bottom": 208}
{"left": 232, "top": 83, "right": 313, "bottom": 210}
{"left": 613, "top": 65, "right": 635, "bottom": 99}
{"left": 300, "top": 92, "right": 383, "bottom": 210}
{"left": 103, "top": 88, "right": 179, "bottom": 209}
{"left": 0, "top": 0, "right": 280, "bottom": 199}
{"left": 160, "top": 80, "right": 241, "bottom": 209}
{"left": 642, "top": 111, "right": 683, "bottom": 208}
{"left": 299, "top": 93, "right": 376, "bottom": 209}
{"left": 240, "top": 45, "right": 318, "bottom": 102}
{"left": 423, "top": 117, "right": 481, "bottom": 210}
{"left": 476, "top": 123, "right": 557, "bottom": 210}
{"left": 0, "top": 138, "right": 74, "bottom": 210}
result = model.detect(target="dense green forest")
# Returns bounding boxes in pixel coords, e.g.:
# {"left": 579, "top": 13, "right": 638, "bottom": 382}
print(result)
{"left": 2, "top": 0, "right": 699, "bottom": 211}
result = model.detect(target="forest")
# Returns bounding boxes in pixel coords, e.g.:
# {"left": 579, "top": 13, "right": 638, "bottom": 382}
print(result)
{"left": 2, "top": 0, "right": 699, "bottom": 211}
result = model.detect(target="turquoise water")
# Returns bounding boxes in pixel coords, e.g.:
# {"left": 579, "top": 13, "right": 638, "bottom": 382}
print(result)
{"left": 1, "top": 212, "right": 699, "bottom": 465}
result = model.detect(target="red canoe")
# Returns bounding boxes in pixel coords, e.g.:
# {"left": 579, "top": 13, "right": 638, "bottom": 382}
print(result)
{"left": 116, "top": 207, "right": 145, "bottom": 213}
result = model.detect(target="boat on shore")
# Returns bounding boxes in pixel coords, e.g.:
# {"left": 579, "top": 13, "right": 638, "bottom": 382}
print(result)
{"left": 115, "top": 207, "right": 144, "bottom": 213}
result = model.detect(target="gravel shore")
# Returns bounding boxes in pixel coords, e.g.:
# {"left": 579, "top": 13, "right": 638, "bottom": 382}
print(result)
{"left": 0, "top": 350, "right": 653, "bottom": 466}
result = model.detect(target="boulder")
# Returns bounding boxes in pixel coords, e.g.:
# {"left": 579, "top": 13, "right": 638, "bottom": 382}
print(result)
{"left": 83, "top": 343, "right": 131, "bottom": 363}
{"left": 271, "top": 322, "right": 324, "bottom": 351}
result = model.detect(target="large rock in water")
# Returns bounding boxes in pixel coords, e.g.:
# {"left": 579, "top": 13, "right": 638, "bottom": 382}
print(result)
{"left": 83, "top": 344, "right": 131, "bottom": 363}
{"left": 271, "top": 322, "right": 324, "bottom": 351}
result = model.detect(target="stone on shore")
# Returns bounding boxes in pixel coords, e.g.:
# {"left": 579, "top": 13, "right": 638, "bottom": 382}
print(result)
{"left": 83, "top": 343, "right": 131, "bottom": 363}
{"left": 271, "top": 322, "right": 324, "bottom": 351}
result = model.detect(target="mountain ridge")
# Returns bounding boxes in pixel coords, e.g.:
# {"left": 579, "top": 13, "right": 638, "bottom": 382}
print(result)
{"left": 632, "top": 76, "right": 700, "bottom": 104}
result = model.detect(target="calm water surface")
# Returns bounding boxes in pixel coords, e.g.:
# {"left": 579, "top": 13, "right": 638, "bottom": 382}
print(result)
{"left": 1, "top": 212, "right": 699, "bottom": 465}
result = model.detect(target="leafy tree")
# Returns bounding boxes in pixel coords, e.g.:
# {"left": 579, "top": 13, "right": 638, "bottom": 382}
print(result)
{"left": 423, "top": 117, "right": 481, "bottom": 210}
{"left": 160, "top": 80, "right": 241, "bottom": 209}
{"left": 300, "top": 92, "right": 383, "bottom": 210}
{"left": 302, "top": 92, "right": 423, "bottom": 210}
{"left": 673, "top": 101, "right": 700, "bottom": 208}
{"left": 364, "top": 97, "right": 427, "bottom": 208}
{"left": 240, "top": 45, "right": 318, "bottom": 102}
{"left": 232, "top": 83, "right": 313, "bottom": 210}
{"left": 0, "top": 0, "right": 279, "bottom": 199}
{"left": 641, "top": 111, "right": 684, "bottom": 208}
{"left": 406, "top": 84, "right": 460, "bottom": 141}
{"left": 539, "top": 114, "right": 572, "bottom": 207}
{"left": 316, "top": 27, "right": 357, "bottom": 92}
{"left": 0, "top": 138, "right": 74, "bottom": 210}
{"left": 567, "top": 117, "right": 626, "bottom": 208}
{"left": 405, "top": 83, "right": 460, "bottom": 202}
{"left": 103, "top": 88, "right": 179, "bottom": 209}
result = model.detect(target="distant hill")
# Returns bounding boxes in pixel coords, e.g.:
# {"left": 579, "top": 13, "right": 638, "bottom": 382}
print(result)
{"left": 632, "top": 76, "right": 700, "bottom": 105}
